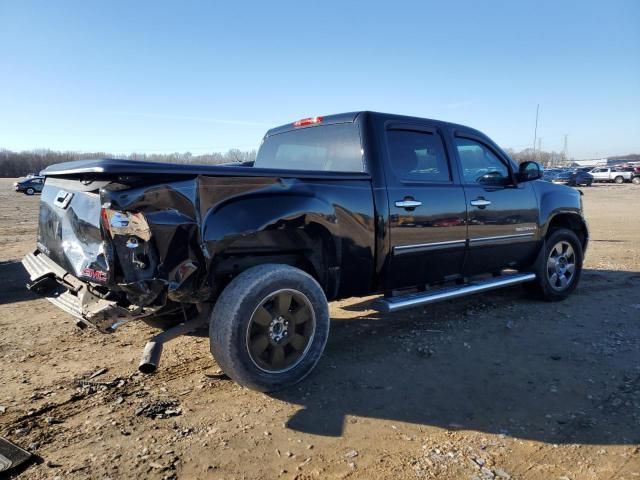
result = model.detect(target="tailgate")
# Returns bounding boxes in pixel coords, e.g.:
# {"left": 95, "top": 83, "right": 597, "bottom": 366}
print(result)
{"left": 37, "top": 177, "right": 111, "bottom": 283}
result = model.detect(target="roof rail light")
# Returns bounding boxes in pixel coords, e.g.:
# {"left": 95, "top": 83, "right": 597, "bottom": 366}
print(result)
{"left": 293, "top": 116, "right": 323, "bottom": 128}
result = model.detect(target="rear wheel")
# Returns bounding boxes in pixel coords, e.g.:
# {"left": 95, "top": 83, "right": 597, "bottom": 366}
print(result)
{"left": 209, "top": 264, "right": 329, "bottom": 392}
{"left": 528, "top": 228, "right": 583, "bottom": 301}
{"left": 632, "top": 176, "right": 640, "bottom": 185}
{"left": 614, "top": 176, "right": 624, "bottom": 184}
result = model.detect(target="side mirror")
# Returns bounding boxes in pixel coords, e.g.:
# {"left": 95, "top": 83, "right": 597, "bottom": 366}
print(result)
{"left": 517, "top": 161, "right": 543, "bottom": 182}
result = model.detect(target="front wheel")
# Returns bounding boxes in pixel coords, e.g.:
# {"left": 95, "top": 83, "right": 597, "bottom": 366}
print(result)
{"left": 209, "top": 264, "right": 329, "bottom": 392}
{"left": 25, "top": 188, "right": 35, "bottom": 195}
{"left": 632, "top": 176, "right": 640, "bottom": 185}
{"left": 528, "top": 228, "right": 583, "bottom": 301}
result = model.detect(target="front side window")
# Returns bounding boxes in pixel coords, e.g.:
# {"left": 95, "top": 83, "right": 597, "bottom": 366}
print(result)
{"left": 386, "top": 129, "right": 451, "bottom": 183}
{"left": 455, "top": 138, "right": 510, "bottom": 185}
{"left": 255, "top": 123, "right": 363, "bottom": 172}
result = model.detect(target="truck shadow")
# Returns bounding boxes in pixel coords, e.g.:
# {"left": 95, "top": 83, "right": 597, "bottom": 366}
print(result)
{"left": 0, "top": 260, "right": 37, "bottom": 305}
{"left": 272, "top": 269, "right": 640, "bottom": 445}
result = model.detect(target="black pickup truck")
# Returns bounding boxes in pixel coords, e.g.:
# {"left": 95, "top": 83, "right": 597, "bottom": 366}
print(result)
{"left": 23, "top": 112, "right": 588, "bottom": 391}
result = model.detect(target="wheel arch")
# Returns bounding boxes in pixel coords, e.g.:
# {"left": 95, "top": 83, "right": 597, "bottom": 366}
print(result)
{"left": 544, "top": 212, "right": 589, "bottom": 252}
{"left": 206, "top": 219, "right": 341, "bottom": 301}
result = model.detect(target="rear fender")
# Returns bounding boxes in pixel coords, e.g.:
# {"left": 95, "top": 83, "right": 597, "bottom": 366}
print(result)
{"left": 199, "top": 180, "right": 341, "bottom": 295}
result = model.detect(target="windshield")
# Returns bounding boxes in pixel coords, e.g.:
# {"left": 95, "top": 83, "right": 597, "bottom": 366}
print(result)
{"left": 254, "top": 123, "right": 364, "bottom": 172}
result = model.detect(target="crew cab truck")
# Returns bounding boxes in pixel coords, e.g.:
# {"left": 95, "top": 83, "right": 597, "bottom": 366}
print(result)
{"left": 22, "top": 112, "right": 588, "bottom": 392}
{"left": 589, "top": 166, "right": 634, "bottom": 183}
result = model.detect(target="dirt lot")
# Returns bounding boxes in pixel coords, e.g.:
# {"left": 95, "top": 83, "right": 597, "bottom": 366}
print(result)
{"left": 0, "top": 177, "right": 638, "bottom": 480}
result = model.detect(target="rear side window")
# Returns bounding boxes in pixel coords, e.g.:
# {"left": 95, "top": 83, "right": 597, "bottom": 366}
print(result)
{"left": 386, "top": 130, "right": 451, "bottom": 183}
{"left": 255, "top": 123, "right": 363, "bottom": 172}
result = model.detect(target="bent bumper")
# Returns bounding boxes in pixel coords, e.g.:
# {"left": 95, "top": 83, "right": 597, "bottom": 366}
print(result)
{"left": 22, "top": 250, "right": 159, "bottom": 333}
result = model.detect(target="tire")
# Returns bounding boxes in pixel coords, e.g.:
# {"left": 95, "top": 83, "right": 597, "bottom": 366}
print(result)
{"left": 528, "top": 228, "right": 583, "bottom": 301}
{"left": 614, "top": 176, "right": 624, "bottom": 184}
{"left": 209, "top": 264, "right": 329, "bottom": 392}
{"left": 632, "top": 177, "right": 640, "bottom": 185}
{"left": 26, "top": 188, "right": 35, "bottom": 195}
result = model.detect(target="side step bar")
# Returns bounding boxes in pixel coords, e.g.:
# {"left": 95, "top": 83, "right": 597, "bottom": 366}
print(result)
{"left": 373, "top": 273, "right": 536, "bottom": 313}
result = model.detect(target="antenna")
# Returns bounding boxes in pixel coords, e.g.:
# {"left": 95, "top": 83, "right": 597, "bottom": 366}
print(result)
{"left": 532, "top": 104, "right": 540, "bottom": 152}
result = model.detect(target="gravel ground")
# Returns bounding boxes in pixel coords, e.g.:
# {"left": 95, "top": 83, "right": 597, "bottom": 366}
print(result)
{"left": 0, "top": 178, "right": 638, "bottom": 479}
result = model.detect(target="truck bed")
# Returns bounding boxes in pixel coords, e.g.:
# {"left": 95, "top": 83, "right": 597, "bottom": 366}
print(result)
{"left": 27, "top": 158, "right": 377, "bottom": 332}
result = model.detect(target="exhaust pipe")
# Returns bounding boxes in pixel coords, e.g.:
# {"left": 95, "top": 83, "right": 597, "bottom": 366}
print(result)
{"left": 139, "top": 340, "right": 164, "bottom": 374}
{"left": 138, "top": 304, "right": 211, "bottom": 373}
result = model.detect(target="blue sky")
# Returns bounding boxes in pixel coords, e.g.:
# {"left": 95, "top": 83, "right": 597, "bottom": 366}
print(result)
{"left": 1, "top": 0, "right": 638, "bottom": 159}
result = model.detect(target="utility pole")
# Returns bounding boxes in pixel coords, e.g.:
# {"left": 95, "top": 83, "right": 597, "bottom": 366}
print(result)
{"left": 532, "top": 104, "right": 540, "bottom": 154}
{"left": 537, "top": 137, "right": 542, "bottom": 160}
{"left": 563, "top": 134, "right": 568, "bottom": 159}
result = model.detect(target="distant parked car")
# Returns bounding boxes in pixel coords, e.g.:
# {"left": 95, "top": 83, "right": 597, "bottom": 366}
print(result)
{"left": 14, "top": 176, "right": 45, "bottom": 195}
{"left": 542, "top": 168, "right": 566, "bottom": 182}
{"left": 589, "top": 167, "right": 633, "bottom": 184}
{"left": 552, "top": 170, "right": 593, "bottom": 187}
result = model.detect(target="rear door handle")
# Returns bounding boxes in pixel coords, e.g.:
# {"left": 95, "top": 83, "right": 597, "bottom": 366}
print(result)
{"left": 395, "top": 199, "right": 422, "bottom": 209}
{"left": 470, "top": 198, "right": 491, "bottom": 208}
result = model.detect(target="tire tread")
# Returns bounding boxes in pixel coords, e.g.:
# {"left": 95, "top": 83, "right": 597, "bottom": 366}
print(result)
{"left": 209, "top": 264, "right": 329, "bottom": 392}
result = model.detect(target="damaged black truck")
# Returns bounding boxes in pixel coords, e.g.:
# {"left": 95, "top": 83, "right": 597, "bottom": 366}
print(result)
{"left": 23, "top": 112, "right": 588, "bottom": 391}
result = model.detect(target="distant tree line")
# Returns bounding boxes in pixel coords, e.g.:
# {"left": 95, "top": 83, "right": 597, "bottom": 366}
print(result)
{"left": 505, "top": 147, "right": 568, "bottom": 166}
{"left": 0, "top": 148, "right": 257, "bottom": 177}
{"left": 2, "top": 146, "right": 637, "bottom": 178}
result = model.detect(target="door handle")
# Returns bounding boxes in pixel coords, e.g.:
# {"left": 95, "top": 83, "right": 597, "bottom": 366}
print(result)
{"left": 395, "top": 199, "right": 422, "bottom": 209}
{"left": 470, "top": 198, "right": 491, "bottom": 208}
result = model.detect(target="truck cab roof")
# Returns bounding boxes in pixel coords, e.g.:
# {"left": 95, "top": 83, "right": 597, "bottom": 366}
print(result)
{"left": 265, "top": 111, "right": 488, "bottom": 139}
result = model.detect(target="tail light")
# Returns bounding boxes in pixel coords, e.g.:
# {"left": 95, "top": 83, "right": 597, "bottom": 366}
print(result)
{"left": 100, "top": 207, "right": 151, "bottom": 241}
{"left": 100, "top": 206, "right": 112, "bottom": 236}
{"left": 100, "top": 207, "right": 153, "bottom": 272}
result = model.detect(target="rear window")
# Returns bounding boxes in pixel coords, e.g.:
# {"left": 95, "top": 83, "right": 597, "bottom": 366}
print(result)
{"left": 254, "top": 123, "right": 364, "bottom": 172}
{"left": 386, "top": 129, "right": 451, "bottom": 183}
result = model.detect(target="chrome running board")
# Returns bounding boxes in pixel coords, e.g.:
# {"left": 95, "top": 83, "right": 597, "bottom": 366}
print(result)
{"left": 373, "top": 273, "right": 536, "bottom": 313}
